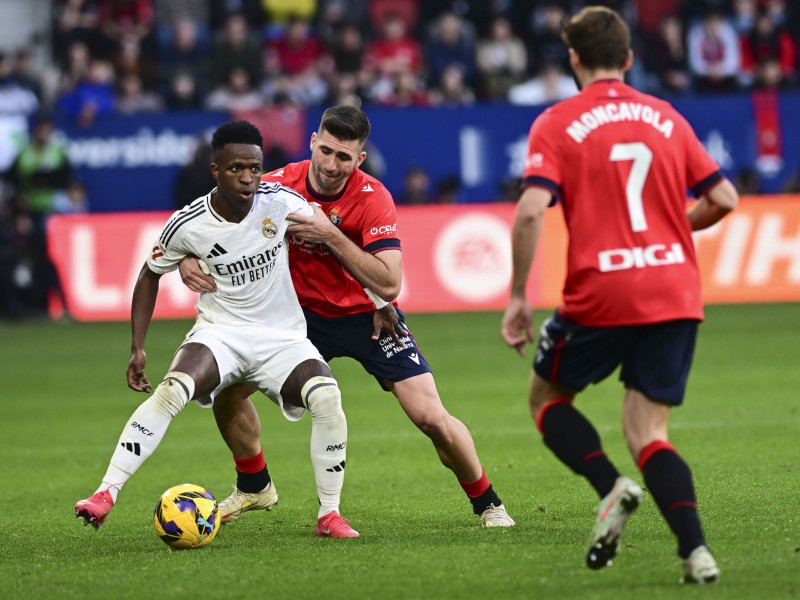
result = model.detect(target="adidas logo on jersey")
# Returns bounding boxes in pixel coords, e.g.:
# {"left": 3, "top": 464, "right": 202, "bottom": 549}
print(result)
{"left": 362, "top": 183, "right": 373, "bottom": 192}
{"left": 207, "top": 243, "right": 227, "bottom": 258}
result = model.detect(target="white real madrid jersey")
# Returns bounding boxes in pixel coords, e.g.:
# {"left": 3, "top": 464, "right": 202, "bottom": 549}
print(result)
{"left": 147, "top": 181, "right": 313, "bottom": 331}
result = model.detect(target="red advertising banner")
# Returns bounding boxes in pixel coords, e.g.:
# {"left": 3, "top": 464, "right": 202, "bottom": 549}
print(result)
{"left": 48, "top": 197, "right": 800, "bottom": 321}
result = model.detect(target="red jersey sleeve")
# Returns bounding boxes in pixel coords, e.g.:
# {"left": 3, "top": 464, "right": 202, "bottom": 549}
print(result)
{"left": 675, "top": 111, "right": 724, "bottom": 197}
{"left": 359, "top": 183, "right": 401, "bottom": 254}
{"left": 521, "top": 109, "right": 563, "bottom": 201}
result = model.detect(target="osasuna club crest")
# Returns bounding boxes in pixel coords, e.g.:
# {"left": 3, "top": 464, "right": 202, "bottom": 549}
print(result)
{"left": 262, "top": 218, "right": 278, "bottom": 238}
{"left": 328, "top": 208, "right": 342, "bottom": 227}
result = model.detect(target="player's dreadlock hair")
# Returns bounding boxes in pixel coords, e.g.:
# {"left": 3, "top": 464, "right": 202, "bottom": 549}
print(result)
{"left": 562, "top": 6, "right": 630, "bottom": 71}
{"left": 319, "top": 105, "right": 371, "bottom": 146}
{"left": 211, "top": 120, "right": 263, "bottom": 157}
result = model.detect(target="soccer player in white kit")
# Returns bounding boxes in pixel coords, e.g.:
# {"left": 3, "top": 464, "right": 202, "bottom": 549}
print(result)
{"left": 75, "top": 120, "right": 359, "bottom": 537}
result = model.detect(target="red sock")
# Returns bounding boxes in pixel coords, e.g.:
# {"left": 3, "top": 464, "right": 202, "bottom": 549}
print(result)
{"left": 233, "top": 448, "right": 267, "bottom": 473}
{"left": 459, "top": 467, "right": 490, "bottom": 497}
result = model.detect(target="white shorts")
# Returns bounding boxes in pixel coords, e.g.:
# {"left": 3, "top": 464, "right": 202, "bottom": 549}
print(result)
{"left": 181, "top": 319, "right": 323, "bottom": 421}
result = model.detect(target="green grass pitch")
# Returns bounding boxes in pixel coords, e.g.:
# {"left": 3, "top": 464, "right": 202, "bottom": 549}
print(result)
{"left": 0, "top": 304, "right": 798, "bottom": 599}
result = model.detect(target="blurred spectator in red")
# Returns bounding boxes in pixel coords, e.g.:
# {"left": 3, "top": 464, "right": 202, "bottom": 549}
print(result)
{"left": 115, "top": 73, "right": 165, "bottom": 113}
{"left": 364, "top": 12, "right": 423, "bottom": 100}
{"left": 430, "top": 64, "right": 474, "bottom": 107}
{"left": 206, "top": 67, "right": 264, "bottom": 112}
{"left": 644, "top": 15, "right": 692, "bottom": 94}
{"left": 368, "top": 0, "right": 418, "bottom": 37}
{"left": 425, "top": 12, "right": 476, "bottom": 88}
{"left": 508, "top": 61, "right": 577, "bottom": 106}
{"left": 687, "top": 8, "right": 741, "bottom": 92}
{"left": 475, "top": 16, "right": 527, "bottom": 101}
{"left": 56, "top": 58, "right": 116, "bottom": 127}
{"left": 97, "top": 0, "right": 154, "bottom": 44}
{"left": 210, "top": 13, "right": 264, "bottom": 91}
{"left": 263, "top": 17, "right": 329, "bottom": 106}
{"left": 633, "top": 0, "right": 683, "bottom": 36}
{"left": 740, "top": 9, "right": 797, "bottom": 87}
{"left": 378, "top": 68, "right": 431, "bottom": 106}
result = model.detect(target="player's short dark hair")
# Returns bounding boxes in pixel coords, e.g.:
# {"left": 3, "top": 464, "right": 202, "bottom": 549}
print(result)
{"left": 211, "top": 120, "right": 263, "bottom": 156}
{"left": 318, "top": 105, "right": 371, "bottom": 146}
{"left": 561, "top": 6, "right": 630, "bottom": 71}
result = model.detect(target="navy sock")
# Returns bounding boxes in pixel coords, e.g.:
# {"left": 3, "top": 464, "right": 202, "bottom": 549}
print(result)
{"left": 236, "top": 467, "right": 270, "bottom": 494}
{"left": 640, "top": 443, "right": 706, "bottom": 558}
{"left": 468, "top": 484, "right": 503, "bottom": 515}
{"left": 233, "top": 450, "right": 272, "bottom": 493}
{"left": 540, "top": 402, "right": 620, "bottom": 498}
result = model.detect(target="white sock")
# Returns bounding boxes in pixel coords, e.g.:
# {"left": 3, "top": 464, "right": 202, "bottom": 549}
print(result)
{"left": 303, "top": 376, "right": 347, "bottom": 519}
{"left": 95, "top": 372, "right": 195, "bottom": 502}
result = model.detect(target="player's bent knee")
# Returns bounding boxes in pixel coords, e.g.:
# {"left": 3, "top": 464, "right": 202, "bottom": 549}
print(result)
{"left": 152, "top": 371, "right": 196, "bottom": 418}
{"left": 302, "top": 376, "right": 343, "bottom": 420}
{"left": 413, "top": 411, "right": 453, "bottom": 442}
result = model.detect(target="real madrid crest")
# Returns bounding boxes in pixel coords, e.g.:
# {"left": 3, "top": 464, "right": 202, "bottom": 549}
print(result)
{"left": 262, "top": 218, "right": 278, "bottom": 238}
{"left": 328, "top": 208, "right": 342, "bottom": 227}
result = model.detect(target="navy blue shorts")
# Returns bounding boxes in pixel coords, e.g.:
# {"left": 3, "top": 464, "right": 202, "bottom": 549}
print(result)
{"left": 304, "top": 307, "right": 432, "bottom": 391}
{"left": 533, "top": 310, "right": 699, "bottom": 406}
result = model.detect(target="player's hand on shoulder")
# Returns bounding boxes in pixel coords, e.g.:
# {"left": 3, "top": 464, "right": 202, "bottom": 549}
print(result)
{"left": 287, "top": 204, "right": 336, "bottom": 244}
{"left": 501, "top": 297, "right": 535, "bottom": 357}
{"left": 127, "top": 349, "right": 152, "bottom": 392}
{"left": 179, "top": 255, "right": 216, "bottom": 293}
{"left": 372, "top": 304, "right": 406, "bottom": 348}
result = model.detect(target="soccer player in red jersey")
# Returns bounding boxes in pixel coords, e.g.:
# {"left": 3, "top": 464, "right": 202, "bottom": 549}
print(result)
{"left": 181, "top": 105, "right": 515, "bottom": 529}
{"left": 501, "top": 7, "right": 738, "bottom": 583}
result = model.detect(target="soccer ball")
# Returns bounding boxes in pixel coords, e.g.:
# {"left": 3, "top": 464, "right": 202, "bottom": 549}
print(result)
{"left": 153, "top": 484, "right": 219, "bottom": 549}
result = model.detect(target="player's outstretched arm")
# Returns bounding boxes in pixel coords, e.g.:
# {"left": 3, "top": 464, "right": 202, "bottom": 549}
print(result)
{"left": 687, "top": 178, "right": 738, "bottom": 231}
{"left": 128, "top": 264, "right": 162, "bottom": 393}
{"left": 178, "top": 255, "right": 217, "bottom": 293}
{"left": 502, "top": 186, "right": 551, "bottom": 356}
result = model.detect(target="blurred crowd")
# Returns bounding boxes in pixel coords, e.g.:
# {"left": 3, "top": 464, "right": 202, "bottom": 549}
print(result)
{"left": 0, "top": 0, "right": 792, "bottom": 124}
{"left": 2, "top": 0, "right": 800, "bottom": 319}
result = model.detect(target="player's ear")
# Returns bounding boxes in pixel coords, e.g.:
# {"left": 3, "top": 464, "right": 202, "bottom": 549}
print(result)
{"left": 356, "top": 151, "right": 367, "bottom": 168}
{"left": 210, "top": 163, "right": 219, "bottom": 180}
{"left": 623, "top": 49, "right": 634, "bottom": 73}
{"left": 309, "top": 132, "right": 317, "bottom": 152}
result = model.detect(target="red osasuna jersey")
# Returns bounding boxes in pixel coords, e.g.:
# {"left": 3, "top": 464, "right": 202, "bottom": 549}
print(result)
{"left": 522, "top": 79, "right": 723, "bottom": 326}
{"left": 262, "top": 161, "right": 401, "bottom": 318}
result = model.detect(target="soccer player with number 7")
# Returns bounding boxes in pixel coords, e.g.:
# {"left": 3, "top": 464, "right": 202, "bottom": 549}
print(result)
{"left": 501, "top": 6, "right": 738, "bottom": 584}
